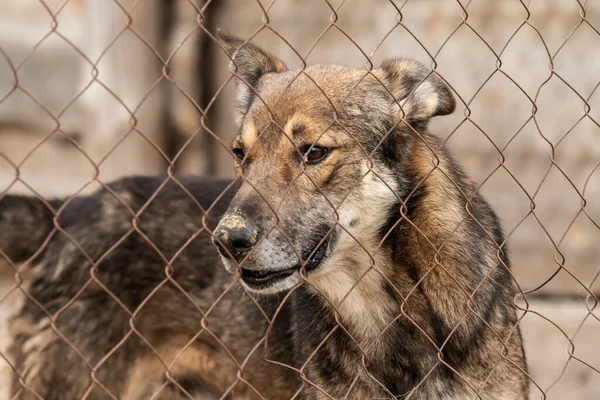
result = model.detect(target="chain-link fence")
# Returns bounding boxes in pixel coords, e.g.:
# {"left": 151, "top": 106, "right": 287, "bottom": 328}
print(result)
{"left": 1, "top": 0, "right": 599, "bottom": 399}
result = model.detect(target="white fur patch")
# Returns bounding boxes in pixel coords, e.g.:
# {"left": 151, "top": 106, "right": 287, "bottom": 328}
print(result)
{"left": 306, "top": 162, "right": 400, "bottom": 339}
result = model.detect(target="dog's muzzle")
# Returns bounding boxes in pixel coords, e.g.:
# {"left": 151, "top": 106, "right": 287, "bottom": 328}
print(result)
{"left": 213, "top": 215, "right": 334, "bottom": 292}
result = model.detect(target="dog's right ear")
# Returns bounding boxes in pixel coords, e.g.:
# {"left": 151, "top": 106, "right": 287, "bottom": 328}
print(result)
{"left": 216, "top": 29, "right": 288, "bottom": 122}
{"left": 376, "top": 58, "right": 455, "bottom": 124}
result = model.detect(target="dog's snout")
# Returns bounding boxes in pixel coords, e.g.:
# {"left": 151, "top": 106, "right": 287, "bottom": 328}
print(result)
{"left": 213, "top": 215, "right": 259, "bottom": 260}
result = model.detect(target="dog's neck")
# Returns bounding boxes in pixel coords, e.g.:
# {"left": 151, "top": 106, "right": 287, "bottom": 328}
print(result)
{"left": 304, "top": 245, "right": 397, "bottom": 341}
{"left": 302, "top": 162, "right": 404, "bottom": 341}
{"left": 293, "top": 230, "right": 439, "bottom": 397}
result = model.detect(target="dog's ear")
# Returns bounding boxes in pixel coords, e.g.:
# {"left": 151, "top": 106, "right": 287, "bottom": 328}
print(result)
{"left": 377, "top": 59, "right": 455, "bottom": 123}
{"left": 216, "top": 29, "right": 288, "bottom": 122}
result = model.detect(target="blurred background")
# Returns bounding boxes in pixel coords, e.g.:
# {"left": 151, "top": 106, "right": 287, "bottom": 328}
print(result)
{"left": 1, "top": 0, "right": 599, "bottom": 398}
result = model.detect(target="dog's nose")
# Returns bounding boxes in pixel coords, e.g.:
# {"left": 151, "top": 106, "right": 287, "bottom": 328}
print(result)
{"left": 213, "top": 216, "right": 259, "bottom": 260}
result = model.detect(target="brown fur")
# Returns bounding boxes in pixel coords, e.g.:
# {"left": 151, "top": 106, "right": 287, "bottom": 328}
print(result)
{"left": 3, "top": 32, "right": 528, "bottom": 399}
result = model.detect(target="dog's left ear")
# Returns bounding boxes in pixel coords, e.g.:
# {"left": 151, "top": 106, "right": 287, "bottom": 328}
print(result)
{"left": 376, "top": 59, "right": 455, "bottom": 123}
{"left": 216, "top": 29, "right": 288, "bottom": 122}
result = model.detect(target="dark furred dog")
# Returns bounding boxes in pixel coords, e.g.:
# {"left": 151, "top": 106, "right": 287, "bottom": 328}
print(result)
{"left": 3, "top": 32, "right": 528, "bottom": 399}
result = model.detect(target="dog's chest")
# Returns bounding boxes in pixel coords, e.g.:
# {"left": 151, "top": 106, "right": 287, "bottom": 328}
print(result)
{"left": 290, "top": 289, "right": 407, "bottom": 398}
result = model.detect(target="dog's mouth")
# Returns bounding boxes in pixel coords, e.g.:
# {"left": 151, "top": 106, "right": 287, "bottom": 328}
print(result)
{"left": 240, "top": 234, "right": 331, "bottom": 291}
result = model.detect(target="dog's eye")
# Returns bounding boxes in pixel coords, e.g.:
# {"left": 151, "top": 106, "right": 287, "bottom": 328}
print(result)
{"left": 231, "top": 147, "right": 246, "bottom": 164}
{"left": 299, "top": 145, "right": 330, "bottom": 165}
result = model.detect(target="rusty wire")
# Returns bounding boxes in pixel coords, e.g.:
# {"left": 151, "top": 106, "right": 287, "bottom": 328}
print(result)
{"left": 0, "top": 0, "right": 599, "bottom": 399}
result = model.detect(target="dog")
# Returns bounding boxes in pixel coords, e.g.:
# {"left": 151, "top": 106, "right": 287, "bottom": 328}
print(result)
{"left": 2, "top": 31, "right": 528, "bottom": 399}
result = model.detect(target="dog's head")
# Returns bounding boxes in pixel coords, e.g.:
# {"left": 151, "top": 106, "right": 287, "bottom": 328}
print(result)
{"left": 212, "top": 31, "right": 455, "bottom": 294}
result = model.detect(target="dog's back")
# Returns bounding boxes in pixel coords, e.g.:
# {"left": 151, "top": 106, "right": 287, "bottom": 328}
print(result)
{"left": 2, "top": 177, "right": 298, "bottom": 399}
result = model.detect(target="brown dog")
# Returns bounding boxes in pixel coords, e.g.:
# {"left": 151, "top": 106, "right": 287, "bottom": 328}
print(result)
{"left": 3, "top": 31, "right": 528, "bottom": 399}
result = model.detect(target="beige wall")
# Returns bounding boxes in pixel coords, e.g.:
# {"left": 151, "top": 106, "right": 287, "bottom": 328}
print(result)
{"left": 1, "top": 1, "right": 599, "bottom": 398}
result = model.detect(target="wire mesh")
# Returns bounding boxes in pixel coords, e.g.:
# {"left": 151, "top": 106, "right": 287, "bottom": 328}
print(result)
{"left": 0, "top": 0, "right": 599, "bottom": 399}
